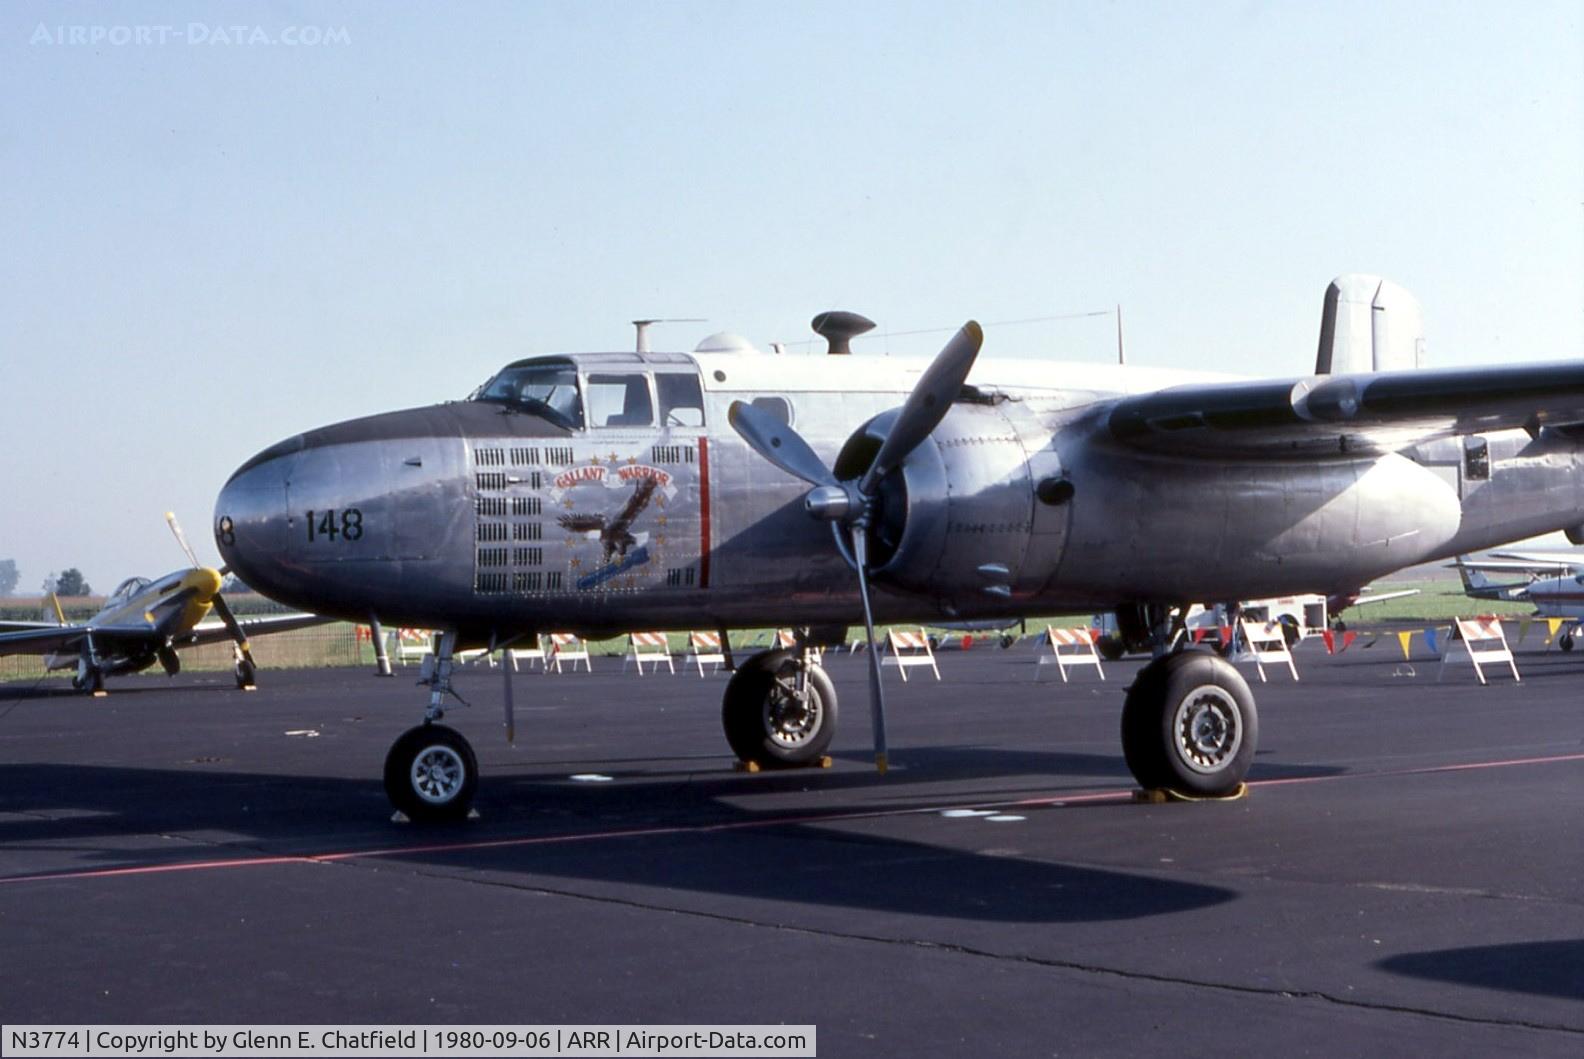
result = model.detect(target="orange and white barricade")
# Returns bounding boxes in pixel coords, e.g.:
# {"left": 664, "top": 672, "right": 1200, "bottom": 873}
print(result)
{"left": 1236, "top": 619, "right": 1299, "bottom": 682}
{"left": 882, "top": 628, "right": 940, "bottom": 681}
{"left": 772, "top": 628, "right": 823, "bottom": 665}
{"left": 686, "top": 631, "right": 727, "bottom": 676}
{"left": 546, "top": 633, "right": 592, "bottom": 674}
{"left": 508, "top": 636, "right": 547, "bottom": 671}
{"left": 1438, "top": 617, "right": 1519, "bottom": 685}
{"left": 391, "top": 628, "right": 435, "bottom": 666}
{"left": 623, "top": 631, "right": 674, "bottom": 675}
{"left": 1037, "top": 625, "right": 1105, "bottom": 682}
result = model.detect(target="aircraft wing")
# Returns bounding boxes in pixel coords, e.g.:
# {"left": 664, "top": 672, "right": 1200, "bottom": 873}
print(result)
{"left": 0, "top": 622, "right": 158, "bottom": 657}
{"left": 1107, "top": 360, "right": 1584, "bottom": 457}
{"left": 0, "top": 620, "right": 65, "bottom": 634}
{"left": 175, "top": 612, "right": 331, "bottom": 647}
{"left": 1346, "top": 588, "right": 1420, "bottom": 607}
{"left": 1487, "top": 549, "right": 1584, "bottom": 572}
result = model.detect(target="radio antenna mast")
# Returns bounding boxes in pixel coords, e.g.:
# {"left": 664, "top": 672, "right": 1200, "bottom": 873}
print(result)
{"left": 632, "top": 318, "right": 706, "bottom": 353}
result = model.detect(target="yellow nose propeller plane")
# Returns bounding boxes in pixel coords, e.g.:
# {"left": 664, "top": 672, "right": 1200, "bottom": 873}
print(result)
{"left": 0, "top": 514, "right": 326, "bottom": 695}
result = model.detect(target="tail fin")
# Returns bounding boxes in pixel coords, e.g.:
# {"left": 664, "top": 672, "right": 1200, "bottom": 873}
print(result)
{"left": 1315, "top": 274, "right": 1426, "bottom": 375}
{"left": 1454, "top": 557, "right": 1491, "bottom": 593}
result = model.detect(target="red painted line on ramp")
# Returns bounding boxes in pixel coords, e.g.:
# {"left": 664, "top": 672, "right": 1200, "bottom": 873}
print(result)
{"left": 4, "top": 751, "right": 1581, "bottom": 887}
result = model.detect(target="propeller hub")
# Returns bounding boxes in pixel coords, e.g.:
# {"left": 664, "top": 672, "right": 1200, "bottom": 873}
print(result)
{"left": 804, "top": 485, "right": 855, "bottom": 522}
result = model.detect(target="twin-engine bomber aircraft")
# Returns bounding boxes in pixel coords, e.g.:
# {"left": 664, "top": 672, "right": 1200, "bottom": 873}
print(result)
{"left": 215, "top": 275, "right": 1584, "bottom": 821}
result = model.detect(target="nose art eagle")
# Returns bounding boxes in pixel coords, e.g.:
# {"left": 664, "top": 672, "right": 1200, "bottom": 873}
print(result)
{"left": 556, "top": 477, "right": 659, "bottom": 563}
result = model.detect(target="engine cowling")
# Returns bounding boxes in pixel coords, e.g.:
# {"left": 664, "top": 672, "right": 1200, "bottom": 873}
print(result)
{"left": 834, "top": 402, "right": 1069, "bottom": 608}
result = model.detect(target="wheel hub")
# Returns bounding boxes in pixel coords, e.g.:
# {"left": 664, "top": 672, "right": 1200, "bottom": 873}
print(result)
{"left": 1172, "top": 685, "right": 1243, "bottom": 774}
{"left": 764, "top": 678, "right": 822, "bottom": 749}
{"left": 411, "top": 745, "right": 466, "bottom": 804}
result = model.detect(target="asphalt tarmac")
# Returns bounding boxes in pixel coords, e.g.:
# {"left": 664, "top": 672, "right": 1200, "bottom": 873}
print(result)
{"left": 1, "top": 636, "right": 1580, "bottom": 1056}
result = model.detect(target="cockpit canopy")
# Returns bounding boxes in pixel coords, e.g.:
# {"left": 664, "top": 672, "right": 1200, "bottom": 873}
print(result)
{"left": 472, "top": 356, "right": 705, "bottom": 431}
{"left": 108, "top": 577, "right": 151, "bottom": 605}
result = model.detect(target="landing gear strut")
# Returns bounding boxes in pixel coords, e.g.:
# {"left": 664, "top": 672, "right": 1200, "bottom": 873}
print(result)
{"left": 721, "top": 647, "right": 838, "bottom": 767}
{"left": 383, "top": 630, "right": 480, "bottom": 822}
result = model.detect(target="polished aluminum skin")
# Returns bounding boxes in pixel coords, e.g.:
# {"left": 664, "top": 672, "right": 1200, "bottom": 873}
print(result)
{"left": 215, "top": 347, "right": 1584, "bottom": 646}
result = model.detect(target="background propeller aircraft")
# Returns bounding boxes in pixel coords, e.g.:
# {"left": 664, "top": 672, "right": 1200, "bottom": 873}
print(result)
{"left": 1454, "top": 550, "right": 1584, "bottom": 649}
{"left": 214, "top": 274, "right": 1584, "bottom": 821}
{"left": 0, "top": 514, "right": 326, "bottom": 693}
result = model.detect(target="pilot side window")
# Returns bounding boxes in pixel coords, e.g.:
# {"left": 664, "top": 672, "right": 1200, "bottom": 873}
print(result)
{"left": 750, "top": 396, "right": 793, "bottom": 426}
{"left": 586, "top": 373, "right": 655, "bottom": 428}
{"left": 656, "top": 372, "right": 705, "bottom": 428}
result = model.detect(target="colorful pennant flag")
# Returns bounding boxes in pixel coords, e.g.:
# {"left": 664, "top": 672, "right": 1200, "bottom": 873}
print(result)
{"left": 1396, "top": 630, "right": 1414, "bottom": 659}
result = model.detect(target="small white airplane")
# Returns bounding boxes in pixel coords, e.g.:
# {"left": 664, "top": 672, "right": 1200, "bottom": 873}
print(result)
{"left": 1454, "top": 550, "right": 1584, "bottom": 649}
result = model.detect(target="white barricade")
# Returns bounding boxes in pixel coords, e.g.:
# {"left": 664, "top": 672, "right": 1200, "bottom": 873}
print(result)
{"left": 686, "top": 631, "right": 727, "bottom": 676}
{"left": 1237, "top": 618, "right": 1299, "bottom": 682}
{"left": 391, "top": 628, "right": 434, "bottom": 666}
{"left": 508, "top": 636, "right": 547, "bottom": 672}
{"left": 623, "top": 631, "right": 675, "bottom": 675}
{"left": 882, "top": 628, "right": 940, "bottom": 681}
{"left": 546, "top": 633, "right": 593, "bottom": 674}
{"left": 1036, "top": 625, "right": 1106, "bottom": 682}
{"left": 1438, "top": 617, "right": 1520, "bottom": 685}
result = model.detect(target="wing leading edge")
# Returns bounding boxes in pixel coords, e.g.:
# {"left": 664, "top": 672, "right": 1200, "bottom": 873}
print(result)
{"left": 1107, "top": 360, "right": 1584, "bottom": 457}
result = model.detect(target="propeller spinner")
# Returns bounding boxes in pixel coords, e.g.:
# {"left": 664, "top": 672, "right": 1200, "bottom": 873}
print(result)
{"left": 728, "top": 321, "right": 984, "bottom": 772}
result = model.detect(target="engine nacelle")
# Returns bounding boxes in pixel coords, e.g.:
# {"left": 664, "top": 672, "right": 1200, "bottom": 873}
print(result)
{"left": 836, "top": 402, "right": 1068, "bottom": 609}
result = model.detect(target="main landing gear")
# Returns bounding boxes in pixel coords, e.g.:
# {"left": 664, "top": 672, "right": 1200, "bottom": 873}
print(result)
{"left": 1116, "top": 605, "right": 1258, "bottom": 797}
{"left": 721, "top": 647, "right": 838, "bottom": 768}
{"left": 384, "top": 630, "right": 480, "bottom": 823}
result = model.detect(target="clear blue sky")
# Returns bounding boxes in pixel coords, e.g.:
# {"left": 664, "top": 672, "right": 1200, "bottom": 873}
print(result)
{"left": 2, "top": 1, "right": 1580, "bottom": 592}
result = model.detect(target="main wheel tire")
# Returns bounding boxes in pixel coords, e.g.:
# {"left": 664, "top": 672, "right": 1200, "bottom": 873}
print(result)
{"left": 1121, "top": 649, "right": 1258, "bottom": 796}
{"left": 1561, "top": 634, "right": 1574, "bottom": 653}
{"left": 384, "top": 724, "right": 478, "bottom": 823}
{"left": 721, "top": 650, "right": 837, "bottom": 767}
{"left": 235, "top": 658, "right": 257, "bottom": 689}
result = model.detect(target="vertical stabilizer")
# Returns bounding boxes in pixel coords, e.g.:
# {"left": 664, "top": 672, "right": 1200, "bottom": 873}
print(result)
{"left": 1315, "top": 274, "right": 1426, "bottom": 374}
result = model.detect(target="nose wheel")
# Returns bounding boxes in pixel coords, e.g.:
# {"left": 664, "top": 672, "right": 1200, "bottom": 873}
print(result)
{"left": 384, "top": 724, "right": 479, "bottom": 822}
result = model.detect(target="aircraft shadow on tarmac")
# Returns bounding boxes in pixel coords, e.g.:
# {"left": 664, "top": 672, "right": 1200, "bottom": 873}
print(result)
{"left": 1377, "top": 939, "right": 1584, "bottom": 1000}
{"left": 0, "top": 762, "right": 1237, "bottom": 925}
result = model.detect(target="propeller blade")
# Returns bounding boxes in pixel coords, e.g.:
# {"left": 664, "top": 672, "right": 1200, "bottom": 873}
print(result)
{"left": 728, "top": 400, "right": 837, "bottom": 488}
{"left": 859, "top": 321, "right": 983, "bottom": 495}
{"left": 851, "top": 527, "right": 889, "bottom": 774}
{"left": 503, "top": 651, "right": 516, "bottom": 744}
{"left": 165, "top": 511, "right": 202, "bottom": 569}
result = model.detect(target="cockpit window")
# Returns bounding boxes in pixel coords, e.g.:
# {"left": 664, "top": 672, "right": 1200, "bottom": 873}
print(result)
{"left": 475, "top": 364, "right": 584, "bottom": 430}
{"left": 657, "top": 372, "right": 705, "bottom": 427}
{"left": 586, "top": 372, "right": 654, "bottom": 428}
{"left": 109, "top": 577, "right": 151, "bottom": 604}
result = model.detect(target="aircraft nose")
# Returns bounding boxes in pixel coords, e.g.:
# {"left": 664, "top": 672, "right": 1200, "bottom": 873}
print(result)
{"left": 215, "top": 437, "right": 299, "bottom": 594}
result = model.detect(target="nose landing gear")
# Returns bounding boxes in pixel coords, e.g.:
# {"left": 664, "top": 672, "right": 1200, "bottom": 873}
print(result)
{"left": 383, "top": 630, "right": 481, "bottom": 823}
